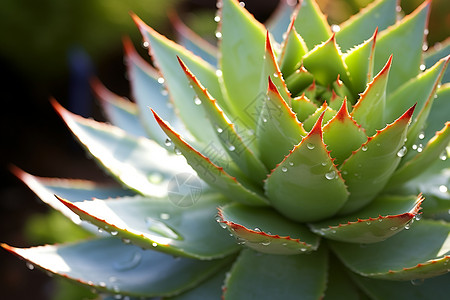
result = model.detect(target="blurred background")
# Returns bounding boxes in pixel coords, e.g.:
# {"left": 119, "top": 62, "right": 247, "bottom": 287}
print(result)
{"left": 1, "top": 0, "right": 448, "bottom": 299}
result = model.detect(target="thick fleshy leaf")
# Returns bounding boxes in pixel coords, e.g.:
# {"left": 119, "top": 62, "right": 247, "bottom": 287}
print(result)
{"left": 293, "top": 0, "right": 331, "bottom": 49}
{"left": 261, "top": 32, "right": 291, "bottom": 103}
{"left": 351, "top": 272, "right": 450, "bottom": 300}
{"left": 2, "top": 238, "right": 234, "bottom": 297}
{"left": 52, "top": 100, "right": 194, "bottom": 197}
{"left": 350, "top": 56, "right": 392, "bottom": 136}
{"left": 323, "top": 98, "right": 367, "bottom": 166}
{"left": 291, "top": 93, "right": 317, "bottom": 122}
{"left": 385, "top": 55, "right": 449, "bottom": 140}
{"left": 257, "top": 78, "right": 306, "bottom": 170}
{"left": 152, "top": 110, "right": 269, "bottom": 206}
{"left": 219, "top": 0, "right": 266, "bottom": 130}
{"left": 339, "top": 106, "right": 415, "bottom": 214}
{"left": 178, "top": 57, "right": 268, "bottom": 185}
{"left": 265, "top": 113, "right": 349, "bottom": 222}
{"left": 170, "top": 12, "right": 217, "bottom": 66}
{"left": 343, "top": 29, "right": 377, "bottom": 96}
{"left": 133, "top": 15, "right": 228, "bottom": 145}
{"left": 374, "top": 1, "right": 430, "bottom": 93}
{"left": 266, "top": 0, "right": 297, "bottom": 44}
{"left": 92, "top": 78, "right": 147, "bottom": 138}
{"left": 218, "top": 203, "right": 320, "bottom": 255}
{"left": 167, "top": 267, "right": 228, "bottom": 300}
{"left": 223, "top": 248, "right": 328, "bottom": 300}
{"left": 302, "top": 34, "right": 351, "bottom": 88}
{"left": 309, "top": 194, "right": 423, "bottom": 244}
{"left": 10, "top": 166, "right": 132, "bottom": 229}
{"left": 285, "top": 66, "right": 314, "bottom": 96}
{"left": 336, "top": 0, "right": 397, "bottom": 52}
{"left": 123, "top": 38, "right": 189, "bottom": 146}
{"left": 279, "top": 17, "right": 308, "bottom": 77}
{"left": 302, "top": 102, "right": 337, "bottom": 132}
{"left": 388, "top": 122, "right": 450, "bottom": 187}
{"left": 329, "top": 219, "right": 450, "bottom": 280}
{"left": 59, "top": 194, "right": 239, "bottom": 259}
{"left": 424, "top": 83, "right": 450, "bottom": 142}
{"left": 424, "top": 37, "right": 450, "bottom": 84}
{"left": 323, "top": 259, "right": 361, "bottom": 300}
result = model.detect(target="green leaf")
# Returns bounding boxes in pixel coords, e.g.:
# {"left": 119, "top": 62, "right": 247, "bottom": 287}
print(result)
{"left": 350, "top": 272, "right": 450, "bottom": 300}
{"left": 385, "top": 55, "right": 449, "bottom": 142}
{"left": 52, "top": 100, "right": 194, "bottom": 197}
{"left": 336, "top": 0, "right": 397, "bottom": 52}
{"left": 285, "top": 66, "right": 314, "bottom": 96}
{"left": 59, "top": 194, "right": 239, "bottom": 259}
{"left": 323, "top": 98, "right": 368, "bottom": 166}
{"left": 350, "top": 56, "right": 392, "bottom": 136}
{"left": 309, "top": 194, "right": 423, "bottom": 244}
{"left": 329, "top": 219, "right": 450, "bottom": 280}
{"left": 133, "top": 15, "right": 228, "bottom": 145}
{"left": 388, "top": 122, "right": 450, "bottom": 187}
{"left": 279, "top": 18, "right": 308, "bottom": 77}
{"left": 167, "top": 267, "right": 228, "bottom": 300}
{"left": 343, "top": 29, "right": 377, "bottom": 96}
{"left": 302, "top": 34, "right": 351, "bottom": 88}
{"left": 178, "top": 57, "right": 268, "bottom": 185}
{"left": 11, "top": 166, "right": 132, "bottom": 230}
{"left": 219, "top": 0, "right": 266, "bottom": 130}
{"left": 265, "top": 113, "right": 349, "bottom": 222}
{"left": 123, "top": 37, "right": 189, "bottom": 146}
{"left": 170, "top": 12, "right": 218, "bottom": 66}
{"left": 261, "top": 32, "right": 292, "bottom": 103}
{"left": 323, "top": 259, "right": 361, "bottom": 300}
{"left": 293, "top": 0, "right": 331, "bottom": 49}
{"left": 374, "top": 1, "right": 430, "bottom": 94}
{"left": 257, "top": 78, "right": 306, "bottom": 170}
{"left": 223, "top": 248, "right": 328, "bottom": 300}
{"left": 218, "top": 203, "right": 320, "bottom": 255}
{"left": 291, "top": 94, "right": 317, "bottom": 122}
{"left": 424, "top": 83, "right": 450, "bottom": 142}
{"left": 91, "top": 78, "right": 147, "bottom": 138}
{"left": 424, "top": 37, "right": 450, "bottom": 84}
{"left": 302, "top": 103, "right": 336, "bottom": 132}
{"left": 339, "top": 106, "right": 415, "bottom": 214}
{"left": 2, "top": 238, "right": 234, "bottom": 297}
{"left": 152, "top": 110, "right": 269, "bottom": 206}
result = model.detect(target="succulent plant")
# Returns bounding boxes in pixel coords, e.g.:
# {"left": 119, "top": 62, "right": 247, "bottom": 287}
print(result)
{"left": 4, "top": 0, "right": 450, "bottom": 299}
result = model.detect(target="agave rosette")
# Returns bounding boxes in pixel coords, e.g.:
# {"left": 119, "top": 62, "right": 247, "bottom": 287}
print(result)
{"left": 4, "top": 0, "right": 450, "bottom": 299}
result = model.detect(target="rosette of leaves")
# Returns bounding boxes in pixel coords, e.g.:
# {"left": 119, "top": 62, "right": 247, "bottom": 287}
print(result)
{"left": 4, "top": 0, "right": 450, "bottom": 299}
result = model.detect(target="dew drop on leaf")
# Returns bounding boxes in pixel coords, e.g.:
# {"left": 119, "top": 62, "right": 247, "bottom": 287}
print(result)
{"left": 214, "top": 14, "right": 221, "bottom": 22}
{"left": 254, "top": 227, "right": 262, "bottom": 232}
{"left": 397, "top": 146, "right": 407, "bottom": 157}
{"left": 390, "top": 226, "right": 398, "bottom": 231}
{"left": 306, "top": 143, "right": 315, "bottom": 150}
{"left": 361, "top": 145, "right": 368, "bottom": 152}
{"left": 160, "top": 213, "right": 170, "bottom": 220}
{"left": 215, "top": 31, "right": 222, "bottom": 39}
{"left": 216, "top": 69, "right": 223, "bottom": 77}
{"left": 157, "top": 77, "right": 165, "bottom": 84}
{"left": 325, "top": 171, "right": 336, "bottom": 180}
{"left": 164, "top": 138, "right": 172, "bottom": 146}
{"left": 26, "top": 262, "right": 34, "bottom": 270}
{"left": 411, "top": 278, "right": 425, "bottom": 286}
{"left": 111, "top": 231, "right": 118, "bottom": 236}
{"left": 239, "top": 1, "right": 245, "bottom": 7}
{"left": 174, "top": 147, "right": 182, "bottom": 155}
{"left": 281, "top": 167, "right": 288, "bottom": 173}
{"left": 121, "top": 238, "right": 131, "bottom": 244}
{"left": 289, "top": 162, "right": 294, "bottom": 166}
{"left": 113, "top": 251, "right": 142, "bottom": 271}
{"left": 331, "top": 24, "right": 341, "bottom": 33}
{"left": 439, "top": 185, "right": 448, "bottom": 193}
{"left": 142, "top": 41, "right": 149, "bottom": 48}
{"left": 194, "top": 96, "right": 202, "bottom": 105}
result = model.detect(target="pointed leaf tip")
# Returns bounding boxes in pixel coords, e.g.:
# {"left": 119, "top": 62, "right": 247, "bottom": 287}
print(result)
{"left": 267, "top": 76, "right": 278, "bottom": 93}
{"left": 308, "top": 109, "right": 325, "bottom": 137}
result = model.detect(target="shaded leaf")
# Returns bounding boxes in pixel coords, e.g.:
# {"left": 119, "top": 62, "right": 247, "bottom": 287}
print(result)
{"left": 293, "top": 0, "right": 331, "bottom": 49}
{"left": 424, "top": 83, "right": 450, "bottom": 142}
{"left": 291, "top": 93, "right": 317, "bottom": 122}
{"left": 279, "top": 17, "right": 308, "bottom": 77}
{"left": 285, "top": 66, "right": 314, "bottom": 96}
{"left": 424, "top": 37, "right": 450, "bottom": 84}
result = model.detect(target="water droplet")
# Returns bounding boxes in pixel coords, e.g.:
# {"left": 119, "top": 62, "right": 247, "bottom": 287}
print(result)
{"left": 152, "top": 242, "right": 158, "bottom": 247}
{"left": 148, "top": 173, "right": 163, "bottom": 184}
{"left": 165, "top": 138, "right": 172, "bottom": 147}
{"left": 300, "top": 248, "right": 307, "bottom": 252}
{"left": 26, "top": 262, "right": 34, "bottom": 270}
{"left": 439, "top": 185, "right": 448, "bottom": 193}
{"left": 113, "top": 251, "right": 142, "bottom": 271}
{"left": 214, "top": 15, "right": 221, "bottom": 22}
{"left": 216, "top": 126, "right": 223, "bottom": 133}
{"left": 422, "top": 42, "right": 428, "bottom": 51}
{"left": 142, "top": 41, "right": 149, "bottom": 48}
{"left": 111, "top": 231, "right": 118, "bottom": 236}
{"left": 440, "top": 151, "right": 447, "bottom": 161}
{"left": 306, "top": 143, "right": 315, "bottom": 150}
{"left": 273, "top": 72, "right": 279, "bottom": 78}
{"left": 281, "top": 167, "right": 288, "bottom": 173}
{"left": 289, "top": 162, "right": 294, "bottom": 167}
{"left": 174, "top": 147, "right": 182, "bottom": 155}
{"left": 254, "top": 227, "right": 262, "bottom": 232}
{"left": 404, "top": 222, "right": 412, "bottom": 230}
{"left": 228, "top": 145, "right": 236, "bottom": 151}
{"left": 194, "top": 96, "right": 202, "bottom": 105}
{"left": 396, "top": 5, "right": 402, "bottom": 12}
{"left": 419, "top": 64, "right": 426, "bottom": 71}
{"left": 160, "top": 88, "right": 168, "bottom": 96}
{"left": 417, "top": 144, "right": 423, "bottom": 153}
{"left": 415, "top": 214, "right": 422, "bottom": 221}
{"left": 325, "top": 171, "right": 336, "bottom": 180}
{"left": 219, "top": 222, "right": 227, "bottom": 229}
{"left": 239, "top": 1, "right": 245, "bottom": 7}
{"left": 424, "top": 28, "right": 429, "bottom": 35}
{"left": 215, "top": 69, "right": 223, "bottom": 77}
{"left": 411, "top": 278, "right": 424, "bottom": 286}
{"left": 99, "top": 281, "right": 107, "bottom": 287}
{"left": 98, "top": 228, "right": 103, "bottom": 233}
{"left": 160, "top": 213, "right": 170, "bottom": 220}
{"left": 215, "top": 31, "right": 222, "bottom": 39}
{"left": 412, "top": 144, "right": 418, "bottom": 150}
{"left": 331, "top": 24, "right": 341, "bottom": 33}
{"left": 145, "top": 217, "right": 180, "bottom": 240}
{"left": 418, "top": 132, "right": 425, "bottom": 140}
{"left": 366, "top": 221, "right": 371, "bottom": 225}
{"left": 390, "top": 226, "right": 398, "bottom": 231}
{"left": 121, "top": 238, "right": 131, "bottom": 244}
{"left": 262, "top": 117, "right": 268, "bottom": 123}
{"left": 216, "top": 1, "right": 223, "bottom": 8}
{"left": 361, "top": 145, "right": 368, "bottom": 151}
{"left": 157, "top": 77, "right": 165, "bottom": 84}
{"left": 261, "top": 241, "right": 271, "bottom": 246}
{"left": 397, "top": 146, "right": 407, "bottom": 157}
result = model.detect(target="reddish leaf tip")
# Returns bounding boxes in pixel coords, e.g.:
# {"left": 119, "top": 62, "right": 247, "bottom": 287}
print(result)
{"left": 267, "top": 76, "right": 278, "bottom": 93}
{"left": 308, "top": 111, "right": 325, "bottom": 137}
